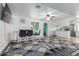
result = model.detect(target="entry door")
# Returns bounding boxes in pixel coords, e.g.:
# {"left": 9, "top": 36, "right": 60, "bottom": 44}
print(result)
{"left": 43, "top": 23, "right": 47, "bottom": 36}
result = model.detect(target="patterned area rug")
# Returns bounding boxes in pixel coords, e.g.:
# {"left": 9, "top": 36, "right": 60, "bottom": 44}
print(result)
{"left": 2, "top": 38, "right": 79, "bottom": 56}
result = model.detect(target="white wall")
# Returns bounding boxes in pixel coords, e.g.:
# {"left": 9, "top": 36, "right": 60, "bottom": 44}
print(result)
{"left": 0, "top": 3, "right": 11, "bottom": 53}
{"left": 11, "top": 15, "right": 53, "bottom": 39}
{"left": 11, "top": 15, "right": 74, "bottom": 40}
{"left": 11, "top": 15, "right": 73, "bottom": 38}
{"left": 11, "top": 16, "right": 43, "bottom": 38}
{"left": 0, "top": 20, "right": 9, "bottom": 54}
{"left": 48, "top": 18, "right": 74, "bottom": 40}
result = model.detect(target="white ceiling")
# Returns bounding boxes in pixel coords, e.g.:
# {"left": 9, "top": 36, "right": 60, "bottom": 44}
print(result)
{"left": 8, "top": 3, "right": 76, "bottom": 21}
{"left": 41, "top": 3, "right": 79, "bottom": 18}
{"left": 8, "top": 3, "right": 37, "bottom": 17}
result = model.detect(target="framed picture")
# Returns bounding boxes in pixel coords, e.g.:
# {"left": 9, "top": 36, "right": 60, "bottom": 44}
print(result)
{"left": 31, "top": 22, "right": 40, "bottom": 35}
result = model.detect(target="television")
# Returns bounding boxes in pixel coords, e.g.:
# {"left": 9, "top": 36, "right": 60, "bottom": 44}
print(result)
{"left": 1, "top": 3, "right": 12, "bottom": 23}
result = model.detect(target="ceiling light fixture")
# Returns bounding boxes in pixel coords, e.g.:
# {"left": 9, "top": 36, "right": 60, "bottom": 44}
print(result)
{"left": 35, "top": 5, "right": 41, "bottom": 8}
{"left": 35, "top": 4, "right": 56, "bottom": 21}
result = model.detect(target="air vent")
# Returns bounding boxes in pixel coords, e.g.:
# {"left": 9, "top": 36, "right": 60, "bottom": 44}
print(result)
{"left": 20, "top": 18, "right": 26, "bottom": 24}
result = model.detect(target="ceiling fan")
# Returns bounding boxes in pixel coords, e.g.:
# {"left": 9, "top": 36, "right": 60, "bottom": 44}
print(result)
{"left": 35, "top": 4, "right": 56, "bottom": 21}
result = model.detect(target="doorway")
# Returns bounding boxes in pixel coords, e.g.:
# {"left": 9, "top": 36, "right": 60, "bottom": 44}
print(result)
{"left": 70, "top": 24, "right": 76, "bottom": 37}
{"left": 43, "top": 23, "right": 47, "bottom": 36}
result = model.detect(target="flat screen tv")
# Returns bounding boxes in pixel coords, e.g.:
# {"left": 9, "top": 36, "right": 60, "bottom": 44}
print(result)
{"left": 1, "top": 3, "right": 12, "bottom": 23}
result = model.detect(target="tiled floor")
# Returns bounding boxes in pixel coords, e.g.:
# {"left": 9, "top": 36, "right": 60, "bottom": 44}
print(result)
{"left": 1, "top": 37, "right": 79, "bottom": 56}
